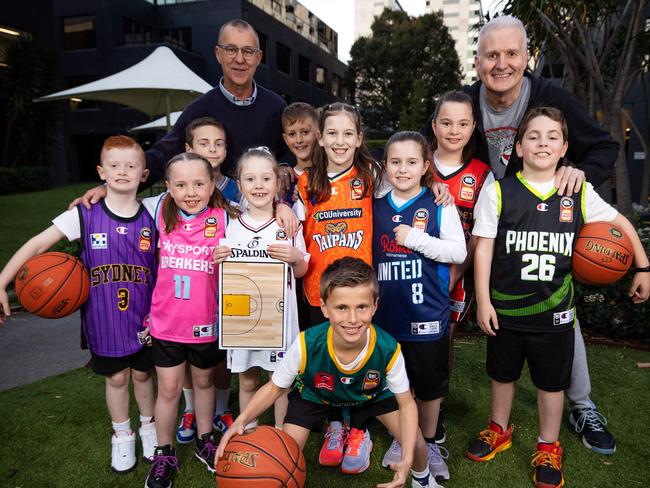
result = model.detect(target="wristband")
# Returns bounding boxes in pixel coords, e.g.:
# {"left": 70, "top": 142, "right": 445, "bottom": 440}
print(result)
{"left": 634, "top": 266, "right": 650, "bottom": 272}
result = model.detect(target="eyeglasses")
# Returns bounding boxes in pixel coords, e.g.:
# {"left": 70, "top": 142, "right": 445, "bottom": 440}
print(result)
{"left": 217, "top": 44, "right": 260, "bottom": 59}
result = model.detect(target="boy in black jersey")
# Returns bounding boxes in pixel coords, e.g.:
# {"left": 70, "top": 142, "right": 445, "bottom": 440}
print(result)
{"left": 466, "top": 107, "right": 649, "bottom": 488}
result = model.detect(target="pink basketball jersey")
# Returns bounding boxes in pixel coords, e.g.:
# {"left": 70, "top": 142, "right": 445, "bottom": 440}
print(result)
{"left": 149, "top": 198, "right": 227, "bottom": 343}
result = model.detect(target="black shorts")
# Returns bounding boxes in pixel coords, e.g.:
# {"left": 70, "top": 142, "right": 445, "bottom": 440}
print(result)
{"left": 284, "top": 389, "right": 399, "bottom": 430}
{"left": 487, "top": 328, "right": 574, "bottom": 392}
{"left": 401, "top": 339, "right": 449, "bottom": 401}
{"left": 91, "top": 347, "right": 153, "bottom": 376}
{"left": 151, "top": 338, "right": 226, "bottom": 369}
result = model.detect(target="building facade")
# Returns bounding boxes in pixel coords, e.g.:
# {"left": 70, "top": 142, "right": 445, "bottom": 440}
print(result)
{"left": 354, "top": 0, "right": 404, "bottom": 40}
{"left": 425, "top": 0, "right": 482, "bottom": 84}
{"left": 0, "top": 0, "right": 347, "bottom": 184}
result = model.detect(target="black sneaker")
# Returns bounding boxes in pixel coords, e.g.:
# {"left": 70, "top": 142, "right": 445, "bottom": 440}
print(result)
{"left": 568, "top": 407, "right": 616, "bottom": 455}
{"left": 195, "top": 432, "right": 218, "bottom": 473}
{"left": 434, "top": 409, "right": 446, "bottom": 444}
{"left": 145, "top": 445, "right": 179, "bottom": 488}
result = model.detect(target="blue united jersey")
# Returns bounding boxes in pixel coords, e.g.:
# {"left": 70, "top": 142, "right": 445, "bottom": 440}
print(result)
{"left": 79, "top": 201, "right": 157, "bottom": 357}
{"left": 373, "top": 189, "right": 450, "bottom": 342}
{"left": 218, "top": 176, "right": 241, "bottom": 204}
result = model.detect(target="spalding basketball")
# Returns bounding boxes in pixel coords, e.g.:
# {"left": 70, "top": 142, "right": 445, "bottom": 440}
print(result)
{"left": 572, "top": 222, "right": 633, "bottom": 285}
{"left": 14, "top": 252, "right": 90, "bottom": 318}
{"left": 216, "top": 425, "right": 306, "bottom": 487}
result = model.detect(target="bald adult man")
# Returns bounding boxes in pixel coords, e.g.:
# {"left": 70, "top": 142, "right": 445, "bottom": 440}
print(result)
{"left": 423, "top": 16, "right": 619, "bottom": 455}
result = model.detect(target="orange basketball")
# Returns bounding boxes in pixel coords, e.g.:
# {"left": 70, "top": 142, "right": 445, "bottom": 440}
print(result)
{"left": 14, "top": 252, "right": 90, "bottom": 318}
{"left": 572, "top": 222, "right": 633, "bottom": 285}
{"left": 216, "top": 425, "right": 306, "bottom": 487}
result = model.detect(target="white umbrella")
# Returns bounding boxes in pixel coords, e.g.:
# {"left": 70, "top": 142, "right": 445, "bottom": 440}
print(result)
{"left": 129, "top": 111, "right": 182, "bottom": 133}
{"left": 37, "top": 46, "right": 211, "bottom": 129}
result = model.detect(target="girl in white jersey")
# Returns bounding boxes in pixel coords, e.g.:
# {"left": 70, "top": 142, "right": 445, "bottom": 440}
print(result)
{"left": 214, "top": 147, "right": 308, "bottom": 430}
{"left": 143, "top": 153, "right": 239, "bottom": 488}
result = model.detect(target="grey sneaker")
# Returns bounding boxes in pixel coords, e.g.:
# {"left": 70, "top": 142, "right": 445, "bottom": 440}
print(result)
{"left": 427, "top": 442, "right": 450, "bottom": 481}
{"left": 381, "top": 438, "right": 401, "bottom": 468}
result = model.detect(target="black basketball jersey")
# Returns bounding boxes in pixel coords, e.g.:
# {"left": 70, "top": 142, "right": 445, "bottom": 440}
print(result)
{"left": 491, "top": 174, "right": 585, "bottom": 333}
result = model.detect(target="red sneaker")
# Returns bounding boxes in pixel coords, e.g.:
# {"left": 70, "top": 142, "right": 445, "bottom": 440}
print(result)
{"left": 465, "top": 421, "right": 513, "bottom": 462}
{"left": 318, "top": 421, "right": 347, "bottom": 466}
{"left": 532, "top": 441, "right": 564, "bottom": 488}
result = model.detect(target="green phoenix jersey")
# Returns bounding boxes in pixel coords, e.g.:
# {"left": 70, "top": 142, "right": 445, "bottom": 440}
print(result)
{"left": 294, "top": 322, "right": 401, "bottom": 407}
{"left": 490, "top": 173, "right": 585, "bottom": 333}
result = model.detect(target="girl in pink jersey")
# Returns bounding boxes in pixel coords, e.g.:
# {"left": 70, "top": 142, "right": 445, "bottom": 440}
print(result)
{"left": 214, "top": 147, "right": 308, "bottom": 431}
{"left": 144, "top": 152, "right": 239, "bottom": 488}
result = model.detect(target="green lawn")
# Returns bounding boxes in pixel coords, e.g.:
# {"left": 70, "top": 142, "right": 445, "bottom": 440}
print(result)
{"left": 1, "top": 338, "right": 648, "bottom": 487}
{"left": 0, "top": 184, "right": 92, "bottom": 267}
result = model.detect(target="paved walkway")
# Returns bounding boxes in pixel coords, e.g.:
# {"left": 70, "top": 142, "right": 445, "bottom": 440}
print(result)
{"left": 0, "top": 310, "right": 88, "bottom": 391}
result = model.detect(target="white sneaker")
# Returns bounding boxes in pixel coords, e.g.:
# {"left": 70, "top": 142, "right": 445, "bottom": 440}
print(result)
{"left": 411, "top": 473, "right": 444, "bottom": 488}
{"left": 139, "top": 422, "right": 158, "bottom": 462}
{"left": 427, "top": 443, "right": 450, "bottom": 481}
{"left": 382, "top": 438, "right": 402, "bottom": 467}
{"left": 111, "top": 431, "right": 136, "bottom": 473}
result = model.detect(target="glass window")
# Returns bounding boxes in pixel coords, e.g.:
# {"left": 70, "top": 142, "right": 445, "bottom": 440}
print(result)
{"left": 276, "top": 42, "right": 291, "bottom": 74}
{"left": 331, "top": 74, "right": 341, "bottom": 97}
{"left": 315, "top": 65, "right": 326, "bottom": 88}
{"left": 160, "top": 26, "right": 192, "bottom": 50}
{"left": 298, "top": 55, "right": 310, "bottom": 83}
{"left": 63, "top": 16, "right": 96, "bottom": 50}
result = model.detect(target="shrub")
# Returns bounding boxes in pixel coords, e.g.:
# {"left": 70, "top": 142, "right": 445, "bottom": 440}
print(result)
{"left": 0, "top": 166, "right": 52, "bottom": 195}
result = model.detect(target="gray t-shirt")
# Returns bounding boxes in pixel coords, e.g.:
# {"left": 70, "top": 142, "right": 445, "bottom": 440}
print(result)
{"left": 480, "top": 77, "right": 531, "bottom": 179}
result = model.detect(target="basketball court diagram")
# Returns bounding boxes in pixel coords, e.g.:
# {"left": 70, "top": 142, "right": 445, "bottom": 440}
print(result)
{"left": 219, "top": 260, "right": 287, "bottom": 350}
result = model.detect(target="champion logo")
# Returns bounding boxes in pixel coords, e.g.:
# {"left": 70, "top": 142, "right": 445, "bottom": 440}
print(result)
{"left": 183, "top": 223, "right": 192, "bottom": 231}
{"left": 392, "top": 215, "right": 403, "bottom": 223}
{"left": 116, "top": 226, "right": 128, "bottom": 235}
{"left": 341, "top": 377, "right": 354, "bottom": 385}
{"left": 536, "top": 203, "right": 549, "bottom": 212}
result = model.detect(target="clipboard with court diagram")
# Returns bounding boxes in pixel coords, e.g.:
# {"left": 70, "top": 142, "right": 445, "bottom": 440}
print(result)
{"left": 218, "top": 242, "right": 287, "bottom": 350}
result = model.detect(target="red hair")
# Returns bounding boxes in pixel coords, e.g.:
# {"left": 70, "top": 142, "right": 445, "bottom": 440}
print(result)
{"left": 100, "top": 135, "right": 145, "bottom": 166}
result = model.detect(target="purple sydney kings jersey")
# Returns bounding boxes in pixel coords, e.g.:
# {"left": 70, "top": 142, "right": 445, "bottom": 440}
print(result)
{"left": 79, "top": 201, "right": 157, "bottom": 357}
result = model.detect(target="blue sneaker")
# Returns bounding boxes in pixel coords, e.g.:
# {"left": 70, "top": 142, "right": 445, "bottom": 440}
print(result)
{"left": 213, "top": 410, "right": 234, "bottom": 434}
{"left": 175, "top": 410, "right": 196, "bottom": 444}
{"left": 341, "top": 428, "right": 372, "bottom": 474}
{"left": 568, "top": 406, "right": 616, "bottom": 455}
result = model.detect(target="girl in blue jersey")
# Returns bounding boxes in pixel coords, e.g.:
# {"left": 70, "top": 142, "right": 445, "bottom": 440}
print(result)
{"left": 372, "top": 131, "right": 467, "bottom": 482}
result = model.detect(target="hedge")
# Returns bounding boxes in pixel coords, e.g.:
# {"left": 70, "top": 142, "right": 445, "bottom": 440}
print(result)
{"left": 0, "top": 167, "right": 52, "bottom": 195}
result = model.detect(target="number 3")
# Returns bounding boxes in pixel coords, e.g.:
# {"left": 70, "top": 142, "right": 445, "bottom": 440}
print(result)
{"left": 117, "top": 288, "right": 129, "bottom": 311}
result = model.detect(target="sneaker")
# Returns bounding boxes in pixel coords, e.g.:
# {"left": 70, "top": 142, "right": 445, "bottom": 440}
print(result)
{"left": 195, "top": 432, "right": 218, "bottom": 473}
{"left": 341, "top": 428, "right": 373, "bottom": 474}
{"left": 319, "top": 421, "right": 347, "bottom": 466}
{"left": 568, "top": 407, "right": 616, "bottom": 455}
{"left": 411, "top": 473, "right": 444, "bottom": 488}
{"left": 139, "top": 422, "right": 158, "bottom": 462}
{"left": 381, "top": 438, "right": 401, "bottom": 468}
{"left": 111, "top": 431, "right": 136, "bottom": 473}
{"left": 175, "top": 410, "right": 196, "bottom": 444}
{"left": 213, "top": 410, "right": 234, "bottom": 434}
{"left": 465, "top": 421, "right": 513, "bottom": 462}
{"left": 145, "top": 445, "right": 179, "bottom": 488}
{"left": 427, "top": 442, "right": 450, "bottom": 481}
{"left": 531, "top": 441, "right": 564, "bottom": 488}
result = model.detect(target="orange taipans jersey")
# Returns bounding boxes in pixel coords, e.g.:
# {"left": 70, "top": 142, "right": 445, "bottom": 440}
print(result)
{"left": 296, "top": 165, "right": 373, "bottom": 306}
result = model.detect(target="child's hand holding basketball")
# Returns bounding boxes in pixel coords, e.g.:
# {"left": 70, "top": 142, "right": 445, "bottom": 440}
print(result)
{"left": 0, "top": 288, "right": 10, "bottom": 325}
{"left": 213, "top": 245, "right": 231, "bottom": 264}
{"left": 216, "top": 417, "right": 246, "bottom": 459}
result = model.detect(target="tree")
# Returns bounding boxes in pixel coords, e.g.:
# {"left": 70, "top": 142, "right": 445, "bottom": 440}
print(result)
{"left": 348, "top": 9, "right": 462, "bottom": 134}
{"left": 0, "top": 36, "right": 58, "bottom": 168}
{"left": 500, "top": 0, "right": 650, "bottom": 216}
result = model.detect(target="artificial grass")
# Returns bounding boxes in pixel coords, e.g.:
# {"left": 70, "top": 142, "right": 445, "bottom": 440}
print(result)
{"left": 1, "top": 338, "right": 649, "bottom": 487}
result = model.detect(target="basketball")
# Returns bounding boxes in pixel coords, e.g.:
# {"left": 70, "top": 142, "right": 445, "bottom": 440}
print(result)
{"left": 14, "top": 252, "right": 90, "bottom": 318}
{"left": 572, "top": 222, "right": 633, "bottom": 285}
{"left": 216, "top": 425, "right": 306, "bottom": 487}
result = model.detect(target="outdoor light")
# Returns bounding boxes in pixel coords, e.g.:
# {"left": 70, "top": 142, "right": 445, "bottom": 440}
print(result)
{"left": 0, "top": 27, "right": 21, "bottom": 37}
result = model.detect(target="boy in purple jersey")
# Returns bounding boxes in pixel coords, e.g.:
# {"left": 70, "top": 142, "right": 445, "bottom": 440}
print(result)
{"left": 0, "top": 136, "right": 158, "bottom": 474}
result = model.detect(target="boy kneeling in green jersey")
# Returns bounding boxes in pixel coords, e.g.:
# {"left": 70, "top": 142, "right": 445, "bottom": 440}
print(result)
{"left": 217, "top": 257, "right": 441, "bottom": 488}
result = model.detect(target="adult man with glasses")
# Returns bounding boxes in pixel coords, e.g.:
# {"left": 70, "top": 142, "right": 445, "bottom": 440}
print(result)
{"left": 75, "top": 19, "right": 286, "bottom": 204}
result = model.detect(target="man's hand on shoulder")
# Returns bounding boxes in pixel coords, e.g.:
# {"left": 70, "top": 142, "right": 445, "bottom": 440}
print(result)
{"left": 68, "top": 185, "right": 108, "bottom": 210}
{"left": 555, "top": 166, "right": 585, "bottom": 196}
